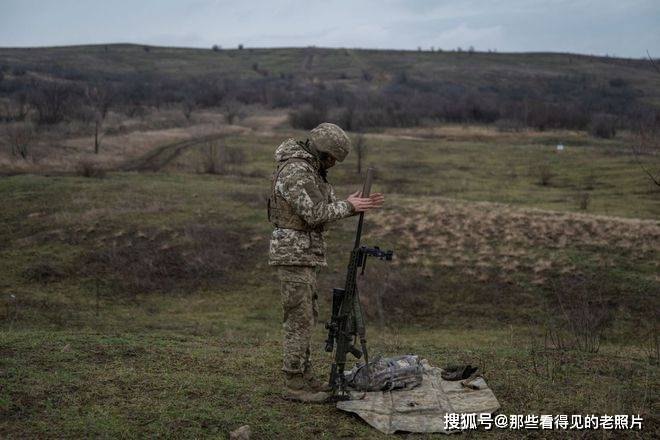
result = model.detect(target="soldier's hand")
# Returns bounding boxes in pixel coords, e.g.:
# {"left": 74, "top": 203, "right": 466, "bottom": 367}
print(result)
{"left": 347, "top": 191, "right": 385, "bottom": 212}
{"left": 369, "top": 192, "right": 385, "bottom": 206}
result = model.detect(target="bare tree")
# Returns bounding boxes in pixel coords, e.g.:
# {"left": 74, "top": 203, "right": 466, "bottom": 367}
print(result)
{"left": 5, "top": 121, "right": 35, "bottom": 159}
{"left": 589, "top": 113, "right": 617, "bottom": 139}
{"left": 200, "top": 140, "right": 246, "bottom": 174}
{"left": 222, "top": 100, "right": 244, "bottom": 124}
{"left": 535, "top": 160, "right": 555, "bottom": 186}
{"left": 182, "top": 98, "right": 196, "bottom": 122}
{"left": 631, "top": 51, "right": 660, "bottom": 189}
{"left": 647, "top": 50, "right": 660, "bottom": 74}
{"left": 354, "top": 134, "right": 367, "bottom": 174}
{"left": 202, "top": 141, "right": 222, "bottom": 174}
{"left": 0, "top": 92, "right": 29, "bottom": 122}
{"left": 633, "top": 125, "right": 660, "bottom": 188}
{"left": 28, "top": 80, "right": 73, "bottom": 125}
{"left": 86, "top": 83, "right": 114, "bottom": 154}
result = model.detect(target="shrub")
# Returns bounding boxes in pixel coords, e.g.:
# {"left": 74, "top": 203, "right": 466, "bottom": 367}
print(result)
{"left": 535, "top": 161, "right": 555, "bottom": 186}
{"left": 288, "top": 104, "right": 327, "bottom": 130}
{"left": 0, "top": 95, "right": 29, "bottom": 122}
{"left": 582, "top": 172, "right": 597, "bottom": 191}
{"left": 182, "top": 99, "right": 196, "bottom": 121}
{"left": 331, "top": 106, "right": 358, "bottom": 131}
{"left": 28, "top": 80, "right": 79, "bottom": 125}
{"left": 4, "top": 121, "right": 35, "bottom": 159}
{"left": 589, "top": 113, "right": 617, "bottom": 139}
{"left": 76, "top": 160, "right": 106, "bottom": 178}
{"left": 22, "top": 261, "right": 65, "bottom": 283}
{"left": 545, "top": 274, "right": 616, "bottom": 353}
{"left": 202, "top": 142, "right": 222, "bottom": 174}
{"left": 609, "top": 77, "right": 626, "bottom": 88}
{"left": 221, "top": 100, "right": 245, "bottom": 124}
{"left": 200, "top": 141, "right": 246, "bottom": 174}
{"left": 575, "top": 189, "right": 590, "bottom": 210}
{"left": 11, "top": 66, "right": 26, "bottom": 76}
{"left": 495, "top": 118, "right": 525, "bottom": 132}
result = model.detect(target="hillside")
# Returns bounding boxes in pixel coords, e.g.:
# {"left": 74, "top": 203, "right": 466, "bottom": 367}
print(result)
{"left": 1, "top": 44, "right": 659, "bottom": 133}
{"left": 0, "top": 44, "right": 657, "bottom": 93}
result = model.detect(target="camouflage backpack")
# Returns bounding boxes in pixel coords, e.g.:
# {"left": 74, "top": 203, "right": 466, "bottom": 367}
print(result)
{"left": 346, "top": 355, "right": 423, "bottom": 391}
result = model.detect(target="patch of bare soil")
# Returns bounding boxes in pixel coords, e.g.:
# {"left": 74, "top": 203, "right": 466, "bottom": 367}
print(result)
{"left": 79, "top": 222, "right": 266, "bottom": 295}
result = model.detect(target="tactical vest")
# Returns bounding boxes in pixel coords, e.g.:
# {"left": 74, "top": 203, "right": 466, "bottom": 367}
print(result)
{"left": 267, "top": 158, "right": 324, "bottom": 232}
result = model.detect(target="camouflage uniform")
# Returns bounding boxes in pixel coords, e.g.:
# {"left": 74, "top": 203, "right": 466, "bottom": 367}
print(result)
{"left": 268, "top": 138, "right": 354, "bottom": 375}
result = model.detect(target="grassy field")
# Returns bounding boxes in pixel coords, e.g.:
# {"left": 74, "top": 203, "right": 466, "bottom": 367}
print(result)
{"left": 1, "top": 126, "right": 659, "bottom": 438}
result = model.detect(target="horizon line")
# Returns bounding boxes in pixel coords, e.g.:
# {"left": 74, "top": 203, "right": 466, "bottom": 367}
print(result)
{"left": 0, "top": 42, "right": 651, "bottom": 61}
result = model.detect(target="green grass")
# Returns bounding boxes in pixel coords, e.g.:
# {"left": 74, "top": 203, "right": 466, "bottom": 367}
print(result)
{"left": 1, "top": 293, "right": 656, "bottom": 438}
{"left": 182, "top": 128, "right": 660, "bottom": 219}
{"left": 1, "top": 130, "right": 658, "bottom": 438}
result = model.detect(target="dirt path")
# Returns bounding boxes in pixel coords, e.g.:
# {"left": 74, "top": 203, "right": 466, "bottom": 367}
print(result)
{"left": 119, "top": 134, "right": 217, "bottom": 172}
{"left": 119, "top": 128, "right": 251, "bottom": 172}
{"left": 117, "top": 114, "right": 287, "bottom": 172}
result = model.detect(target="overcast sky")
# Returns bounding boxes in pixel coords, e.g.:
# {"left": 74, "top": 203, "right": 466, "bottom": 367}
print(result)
{"left": 1, "top": 0, "right": 659, "bottom": 57}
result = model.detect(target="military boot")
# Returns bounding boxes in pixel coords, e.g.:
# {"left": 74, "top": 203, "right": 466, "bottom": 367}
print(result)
{"left": 303, "top": 367, "right": 332, "bottom": 392}
{"left": 282, "top": 373, "right": 331, "bottom": 403}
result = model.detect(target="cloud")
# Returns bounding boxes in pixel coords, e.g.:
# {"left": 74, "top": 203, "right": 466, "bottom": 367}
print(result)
{"left": 0, "top": 0, "right": 658, "bottom": 56}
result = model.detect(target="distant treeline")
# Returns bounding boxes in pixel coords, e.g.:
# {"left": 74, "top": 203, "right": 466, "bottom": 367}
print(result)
{"left": 0, "top": 61, "right": 657, "bottom": 136}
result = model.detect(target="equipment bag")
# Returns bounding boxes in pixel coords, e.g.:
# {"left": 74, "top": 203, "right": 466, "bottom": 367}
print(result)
{"left": 346, "top": 355, "right": 423, "bottom": 391}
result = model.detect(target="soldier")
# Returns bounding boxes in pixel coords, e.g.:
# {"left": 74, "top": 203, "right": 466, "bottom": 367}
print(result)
{"left": 268, "top": 123, "right": 384, "bottom": 402}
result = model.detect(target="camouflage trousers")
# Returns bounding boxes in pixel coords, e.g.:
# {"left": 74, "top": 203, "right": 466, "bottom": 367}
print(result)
{"left": 276, "top": 265, "right": 320, "bottom": 375}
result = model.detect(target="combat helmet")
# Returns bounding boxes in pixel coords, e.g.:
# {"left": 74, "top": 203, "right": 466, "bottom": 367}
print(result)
{"left": 310, "top": 122, "right": 351, "bottom": 162}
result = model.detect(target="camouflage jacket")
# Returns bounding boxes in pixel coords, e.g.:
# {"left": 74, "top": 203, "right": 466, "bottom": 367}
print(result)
{"left": 268, "top": 138, "right": 354, "bottom": 267}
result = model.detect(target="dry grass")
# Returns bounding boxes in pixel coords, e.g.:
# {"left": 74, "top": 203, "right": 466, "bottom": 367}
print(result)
{"left": 240, "top": 113, "right": 288, "bottom": 134}
{"left": 0, "top": 108, "right": 257, "bottom": 173}
{"left": 370, "top": 197, "right": 660, "bottom": 286}
{"left": 380, "top": 123, "right": 634, "bottom": 145}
